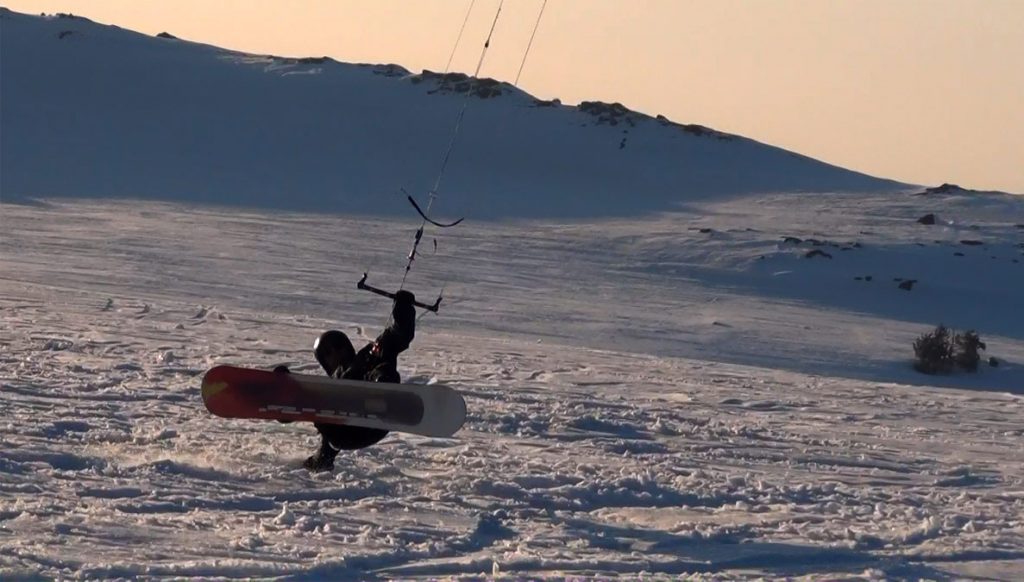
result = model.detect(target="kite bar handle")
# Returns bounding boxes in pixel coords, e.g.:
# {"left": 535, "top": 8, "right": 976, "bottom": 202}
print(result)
{"left": 357, "top": 273, "right": 442, "bottom": 313}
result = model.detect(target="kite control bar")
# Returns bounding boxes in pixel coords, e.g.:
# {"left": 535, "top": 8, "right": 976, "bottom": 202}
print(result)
{"left": 357, "top": 273, "right": 442, "bottom": 313}
{"left": 357, "top": 191, "right": 457, "bottom": 315}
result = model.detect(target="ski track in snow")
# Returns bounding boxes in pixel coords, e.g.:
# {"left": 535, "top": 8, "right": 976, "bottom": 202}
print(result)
{"left": 1, "top": 196, "right": 1023, "bottom": 580}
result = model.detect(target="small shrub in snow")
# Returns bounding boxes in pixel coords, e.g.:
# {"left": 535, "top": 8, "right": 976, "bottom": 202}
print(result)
{"left": 913, "top": 325, "right": 987, "bottom": 375}
{"left": 953, "top": 330, "right": 985, "bottom": 372}
{"left": 913, "top": 325, "right": 954, "bottom": 375}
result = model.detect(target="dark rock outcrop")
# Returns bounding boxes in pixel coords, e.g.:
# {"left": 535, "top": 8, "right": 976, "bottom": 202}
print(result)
{"left": 576, "top": 102, "right": 732, "bottom": 139}
{"left": 414, "top": 70, "right": 505, "bottom": 99}
{"left": 532, "top": 98, "right": 561, "bottom": 108}
{"left": 579, "top": 101, "right": 636, "bottom": 127}
{"left": 898, "top": 280, "right": 917, "bottom": 291}
{"left": 358, "top": 63, "right": 408, "bottom": 77}
{"left": 916, "top": 183, "right": 966, "bottom": 196}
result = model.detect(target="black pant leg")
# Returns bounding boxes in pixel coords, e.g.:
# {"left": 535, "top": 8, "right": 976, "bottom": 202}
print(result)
{"left": 315, "top": 422, "right": 389, "bottom": 450}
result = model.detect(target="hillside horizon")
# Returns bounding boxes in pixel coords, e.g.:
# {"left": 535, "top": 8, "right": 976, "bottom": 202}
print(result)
{"left": 1, "top": 8, "right": 915, "bottom": 219}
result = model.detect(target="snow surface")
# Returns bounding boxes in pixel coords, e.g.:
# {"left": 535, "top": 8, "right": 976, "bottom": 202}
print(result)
{"left": 3, "top": 7, "right": 1024, "bottom": 582}
{"left": 2, "top": 189, "right": 1023, "bottom": 580}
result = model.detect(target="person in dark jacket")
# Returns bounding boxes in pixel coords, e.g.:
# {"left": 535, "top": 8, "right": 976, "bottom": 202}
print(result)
{"left": 300, "top": 290, "right": 417, "bottom": 471}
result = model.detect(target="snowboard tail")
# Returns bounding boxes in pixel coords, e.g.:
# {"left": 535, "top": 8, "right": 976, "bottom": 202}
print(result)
{"left": 201, "top": 365, "right": 466, "bottom": 438}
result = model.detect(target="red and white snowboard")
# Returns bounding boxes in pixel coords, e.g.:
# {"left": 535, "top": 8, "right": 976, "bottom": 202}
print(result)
{"left": 201, "top": 365, "right": 467, "bottom": 438}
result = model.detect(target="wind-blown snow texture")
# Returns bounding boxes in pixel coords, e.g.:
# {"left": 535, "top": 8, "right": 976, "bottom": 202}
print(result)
{"left": 1, "top": 8, "right": 906, "bottom": 218}
{"left": 3, "top": 8, "right": 1024, "bottom": 582}
{"left": 3, "top": 189, "right": 1023, "bottom": 579}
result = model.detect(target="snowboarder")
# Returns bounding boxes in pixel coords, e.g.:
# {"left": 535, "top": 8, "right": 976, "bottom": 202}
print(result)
{"left": 278, "top": 290, "right": 418, "bottom": 472}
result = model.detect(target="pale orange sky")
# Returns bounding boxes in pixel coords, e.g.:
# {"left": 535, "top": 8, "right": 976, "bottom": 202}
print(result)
{"left": 5, "top": 0, "right": 1023, "bottom": 192}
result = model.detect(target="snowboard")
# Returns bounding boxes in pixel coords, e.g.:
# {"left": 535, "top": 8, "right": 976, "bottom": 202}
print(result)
{"left": 201, "top": 365, "right": 467, "bottom": 438}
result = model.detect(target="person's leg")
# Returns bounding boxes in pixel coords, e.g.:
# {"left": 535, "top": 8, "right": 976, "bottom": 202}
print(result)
{"left": 323, "top": 425, "right": 389, "bottom": 451}
{"left": 304, "top": 424, "right": 341, "bottom": 472}
{"left": 305, "top": 424, "right": 388, "bottom": 471}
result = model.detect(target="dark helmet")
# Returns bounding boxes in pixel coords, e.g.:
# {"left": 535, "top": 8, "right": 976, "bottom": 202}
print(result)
{"left": 314, "top": 330, "right": 355, "bottom": 373}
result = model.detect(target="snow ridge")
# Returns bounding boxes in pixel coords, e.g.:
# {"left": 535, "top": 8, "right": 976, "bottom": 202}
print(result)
{"left": 1, "top": 8, "right": 908, "bottom": 218}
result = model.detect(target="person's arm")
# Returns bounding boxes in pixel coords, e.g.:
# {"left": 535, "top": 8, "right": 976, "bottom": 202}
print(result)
{"left": 374, "top": 291, "right": 417, "bottom": 359}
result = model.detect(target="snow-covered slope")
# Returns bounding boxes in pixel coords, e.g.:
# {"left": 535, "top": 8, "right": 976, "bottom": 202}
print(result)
{"left": 3, "top": 7, "right": 1023, "bottom": 581}
{"left": 1, "top": 9, "right": 907, "bottom": 218}
{"left": 2, "top": 192, "right": 1023, "bottom": 579}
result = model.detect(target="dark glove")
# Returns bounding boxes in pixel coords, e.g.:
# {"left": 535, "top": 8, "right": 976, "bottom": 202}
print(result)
{"left": 273, "top": 365, "right": 294, "bottom": 423}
